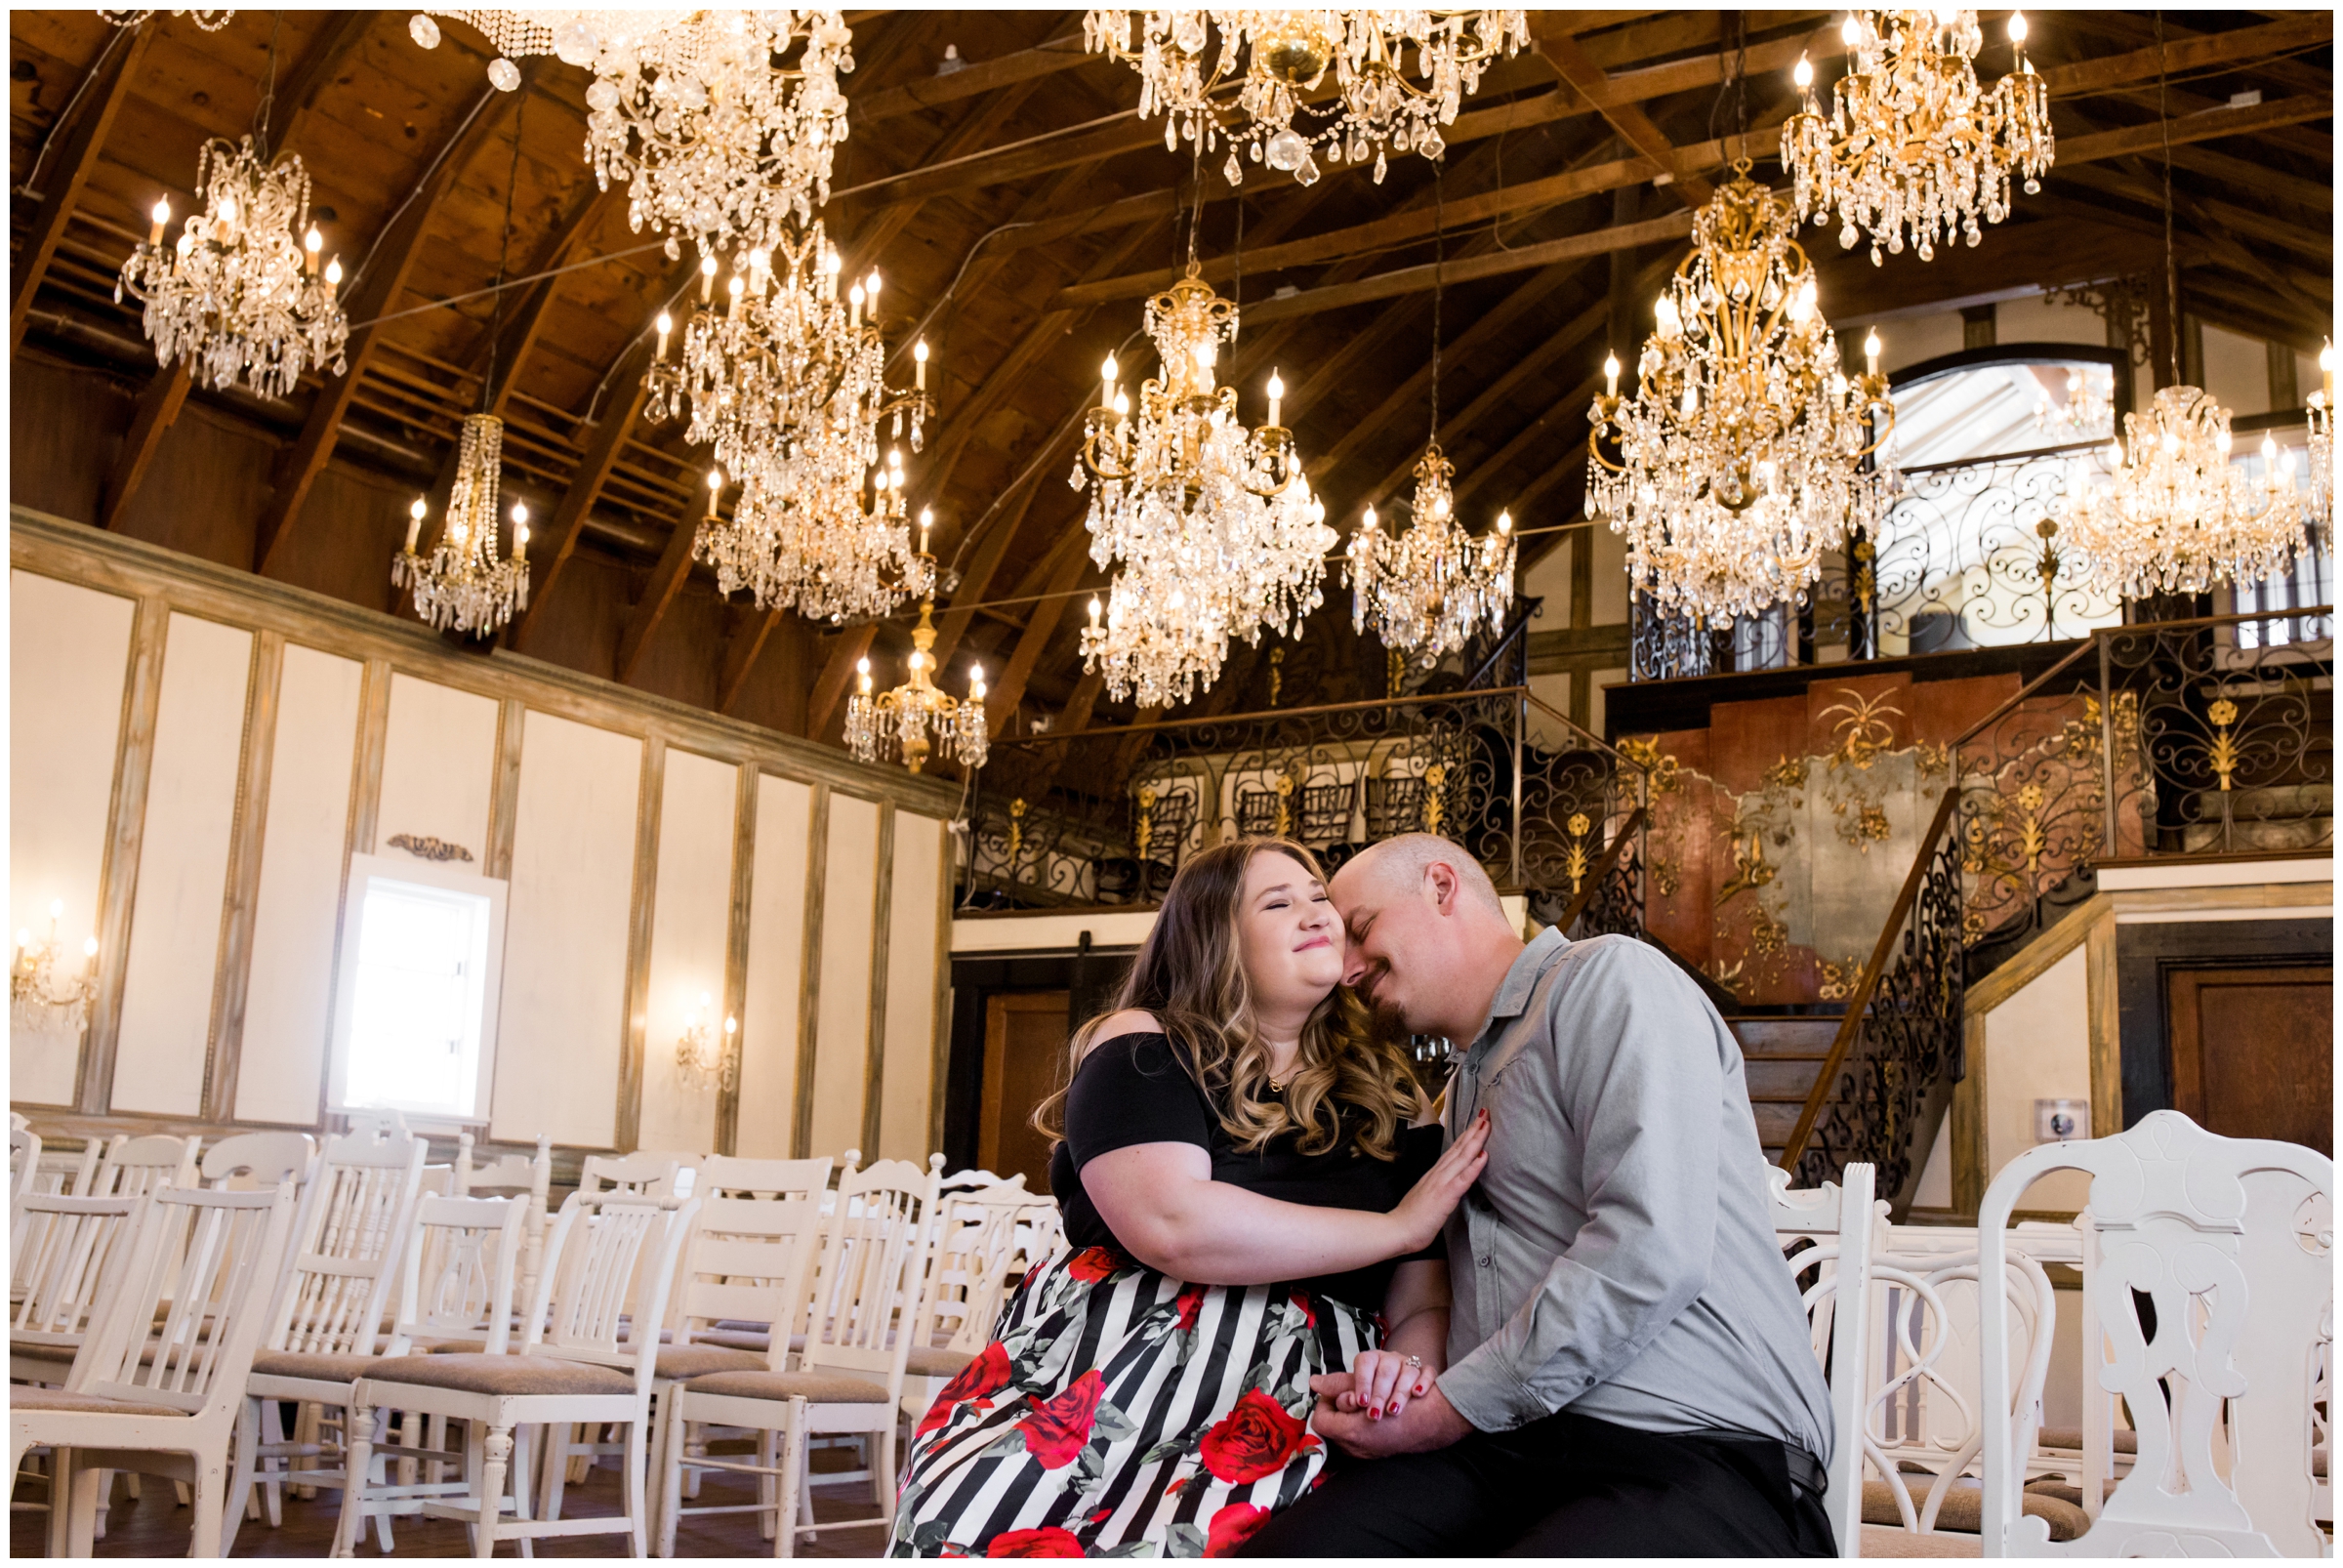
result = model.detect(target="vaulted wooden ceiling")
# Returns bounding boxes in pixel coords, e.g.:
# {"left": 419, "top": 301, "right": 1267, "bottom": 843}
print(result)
{"left": 10, "top": 9, "right": 2333, "bottom": 751}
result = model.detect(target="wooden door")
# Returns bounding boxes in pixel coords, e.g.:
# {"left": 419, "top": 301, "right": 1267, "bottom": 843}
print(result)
{"left": 2166, "top": 965, "right": 2332, "bottom": 1156}
{"left": 981, "top": 991, "right": 1070, "bottom": 1193}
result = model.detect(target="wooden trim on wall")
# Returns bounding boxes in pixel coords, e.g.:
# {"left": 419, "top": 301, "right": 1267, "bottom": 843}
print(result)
{"left": 201, "top": 630, "right": 280, "bottom": 1122}
{"left": 1964, "top": 894, "right": 2108, "bottom": 1015}
{"left": 717, "top": 763, "right": 758, "bottom": 1157}
{"left": 792, "top": 783, "right": 832, "bottom": 1160}
{"left": 929, "top": 816, "right": 957, "bottom": 1158}
{"left": 616, "top": 735, "right": 666, "bottom": 1153}
{"left": 316, "top": 656, "right": 391, "bottom": 1129}
{"left": 484, "top": 697, "right": 525, "bottom": 881}
{"left": 861, "top": 802, "right": 897, "bottom": 1159}
{"left": 79, "top": 593, "right": 169, "bottom": 1115}
{"left": 1952, "top": 1006, "right": 1988, "bottom": 1216}
{"left": 2084, "top": 913, "right": 2122, "bottom": 1145}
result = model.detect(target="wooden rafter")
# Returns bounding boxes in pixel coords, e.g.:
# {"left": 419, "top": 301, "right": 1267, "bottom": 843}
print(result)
{"left": 849, "top": 28, "right": 1090, "bottom": 125}
{"left": 1536, "top": 33, "right": 1715, "bottom": 208}
{"left": 10, "top": 21, "right": 157, "bottom": 352}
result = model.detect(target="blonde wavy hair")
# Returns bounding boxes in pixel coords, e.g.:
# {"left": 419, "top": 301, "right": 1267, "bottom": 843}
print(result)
{"left": 1033, "top": 837, "right": 1426, "bottom": 1161}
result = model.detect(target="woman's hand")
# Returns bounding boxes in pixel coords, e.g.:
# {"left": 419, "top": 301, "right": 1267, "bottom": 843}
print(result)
{"left": 1336, "top": 1346, "right": 1436, "bottom": 1420}
{"left": 1387, "top": 1108, "right": 1489, "bottom": 1254}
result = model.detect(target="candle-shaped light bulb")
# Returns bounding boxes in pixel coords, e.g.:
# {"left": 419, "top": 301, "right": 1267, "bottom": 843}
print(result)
{"left": 50, "top": 899, "right": 63, "bottom": 921}
{"left": 216, "top": 194, "right": 237, "bottom": 227}
{"left": 1864, "top": 330, "right": 1881, "bottom": 374}
{"left": 2007, "top": 11, "right": 2028, "bottom": 46}
{"left": 700, "top": 252, "right": 718, "bottom": 303}
{"left": 727, "top": 271, "right": 746, "bottom": 317}
{"left": 148, "top": 196, "right": 170, "bottom": 243}
{"left": 1604, "top": 353, "right": 1620, "bottom": 396}
{"left": 848, "top": 280, "right": 863, "bottom": 328}
{"left": 1113, "top": 389, "right": 1129, "bottom": 418}
{"left": 856, "top": 656, "right": 872, "bottom": 695}
{"left": 2322, "top": 341, "right": 2335, "bottom": 400}
{"left": 1793, "top": 54, "right": 1813, "bottom": 91}
{"left": 406, "top": 496, "right": 426, "bottom": 552}
{"left": 324, "top": 256, "right": 342, "bottom": 287}
{"left": 1497, "top": 510, "right": 1512, "bottom": 535}
{"left": 707, "top": 467, "right": 723, "bottom": 516}
{"left": 1364, "top": 504, "right": 1378, "bottom": 530}
{"left": 914, "top": 337, "right": 928, "bottom": 391}
{"left": 82, "top": 935, "right": 99, "bottom": 960}
{"left": 1266, "top": 369, "right": 1284, "bottom": 427}
{"left": 304, "top": 225, "right": 322, "bottom": 273}
{"left": 655, "top": 310, "right": 673, "bottom": 360}
{"left": 969, "top": 664, "right": 986, "bottom": 701}
{"left": 1842, "top": 14, "right": 1863, "bottom": 47}
{"left": 918, "top": 507, "right": 932, "bottom": 555}
{"left": 1100, "top": 354, "right": 1119, "bottom": 410}
{"left": 865, "top": 269, "right": 881, "bottom": 312}
{"left": 1088, "top": 596, "right": 1101, "bottom": 629}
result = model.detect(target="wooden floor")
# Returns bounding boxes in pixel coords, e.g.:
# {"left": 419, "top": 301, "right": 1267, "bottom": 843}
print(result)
{"left": 11, "top": 1456, "right": 892, "bottom": 1558}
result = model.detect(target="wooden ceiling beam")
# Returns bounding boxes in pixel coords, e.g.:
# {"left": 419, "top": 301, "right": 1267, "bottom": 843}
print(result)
{"left": 267, "top": 11, "right": 378, "bottom": 153}
{"left": 849, "top": 77, "right": 1051, "bottom": 268}
{"left": 2031, "top": 13, "right": 2332, "bottom": 99}
{"left": 849, "top": 29, "right": 1091, "bottom": 125}
{"left": 1454, "top": 368, "right": 1605, "bottom": 509}
{"left": 254, "top": 78, "right": 520, "bottom": 576}
{"left": 1536, "top": 32, "right": 1715, "bottom": 208}
{"left": 2053, "top": 96, "right": 2333, "bottom": 168}
{"left": 718, "top": 607, "right": 787, "bottom": 717}
{"left": 984, "top": 537, "right": 1094, "bottom": 736}
{"left": 2164, "top": 143, "right": 2329, "bottom": 214}
{"left": 11, "top": 21, "right": 157, "bottom": 352}
{"left": 613, "top": 488, "right": 703, "bottom": 684}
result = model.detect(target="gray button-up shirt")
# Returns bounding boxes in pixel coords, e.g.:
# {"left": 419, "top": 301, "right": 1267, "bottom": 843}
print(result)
{"left": 1437, "top": 927, "right": 1831, "bottom": 1465}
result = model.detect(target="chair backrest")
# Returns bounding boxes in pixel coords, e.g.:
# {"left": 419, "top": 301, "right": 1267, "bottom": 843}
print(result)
{"left": 93, "top": 1132, "right": 202, "bottom": 1197}
{"left": 636, "top": 1150, "right": 706, "bottom": 1197}
{"left": 524, "top": 1191, "right": 702, "bottom": 1396}
{"left": 10, "top": 1123, "right": 39, "bottom": 1192}
{"left": 669, "top": 1191, "right": 828, "bottom": 1361}
{"left": 201, "top": 1129, "right": 315, "bottom": 1190}
{"left": 11, "top": 1190, "right": 145, "bottom": 1359}
{"left": 931, "top": 1192, "right": 1061, "bottom": 1356}
{"left": 578, "top": 1150, "right": 681, "bottom": 1198}
{"left": 35, "top": 1142, "right": 103, "bottom": 1198}
{"left": 699, "top": 1154, "right": 834, "bottom": 1203}
{"left": 1980, "top": 1109, "right": 2334, "bottom": 1557}
{"left": 388, "top": 1194, "right": 527, "bottom": 1356}
{"left": 804, "top": 1154, "right": 943, "bottom": 1394}
{"left": 71, "top": 1182, "right": 300, "bottom": 1428}
{"left": 936, "top": 1168, "right": 1015, "bottom": 1198}
{"left": 265, "top": 1121, "right": 429, "bottom": 1356}
{"left": 455, "top": 1133, "right": 553, "bottom": 1309}
{"left": 14, "top": 1139, "right": 105, "bottom": 1279}
{"left": 1769, "top": 1162, "right": 1877, "bottom": 1559}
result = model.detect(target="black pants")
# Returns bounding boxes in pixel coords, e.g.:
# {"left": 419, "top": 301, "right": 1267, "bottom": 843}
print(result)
{"left": 1239, "top": 1410, "right": 1835, "bottom": 1558}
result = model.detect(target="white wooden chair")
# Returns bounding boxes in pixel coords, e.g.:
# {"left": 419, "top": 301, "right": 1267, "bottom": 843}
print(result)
{"left": 581, "top": 1149, "right": 684, "bottom": 1198}
{"left": 10, "top": 1191, "right": 147, "bottom": 1384}
{"left": 1769, "top": 1161, "right": 1879, "bottom": 1558}
{"left": 91, "top": 1132, "right": 201, "bottom": 1197}
{"left": 311, "top": 1193, "right": 529, "bottom": 1547}
{"left": 222, "top": 1120, "right": 430, "bottom": 1552}
{"left": 201, "top": 1129, "right": 315, "bottom": 1191}
{"left": 903, "top": 1184, "right": 1059, "bottom": 1424}
{"left": 455, "top": 1131, "right": 553, "bottom": 1317}
{"left": 1980, "top": 1108, "right": 2334, "bottom": 1557}
{"left": 651, "top": 1153, "right": 943, "bottom": 1556}
{"left": 8, "top": 1124, "right": 42, "bottom": 1274}
{"left": 334, "top": 1190, "right": 703, "bottom": 1557}
{"left": 35, "top": 1141, "right": 103, "bottom": 1198}
{"left": 7, "top": 1180, "right": 299, "bottom": 1556}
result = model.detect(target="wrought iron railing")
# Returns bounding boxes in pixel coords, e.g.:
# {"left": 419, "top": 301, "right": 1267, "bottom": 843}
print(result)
{"left": 960, "top": 689, "right": 1647, "bottom": 931}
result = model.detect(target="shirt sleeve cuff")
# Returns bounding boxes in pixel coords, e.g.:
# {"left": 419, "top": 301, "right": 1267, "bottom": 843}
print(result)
{"left": 1434, "top": 1348, "right": 1541, "bottom": 1433}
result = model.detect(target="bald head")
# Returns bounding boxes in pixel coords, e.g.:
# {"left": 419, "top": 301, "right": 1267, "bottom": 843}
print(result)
{"left": 1332, "top": 834, "right": 1524, "bottom": 1042}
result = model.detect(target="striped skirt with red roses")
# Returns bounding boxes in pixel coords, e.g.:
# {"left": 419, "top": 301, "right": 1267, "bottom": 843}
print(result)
{"left": 887, "top": 1243, "right": 1375, "bottom": 1558}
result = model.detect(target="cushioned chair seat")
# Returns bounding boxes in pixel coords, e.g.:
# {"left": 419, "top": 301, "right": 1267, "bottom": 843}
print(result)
{"left": 904, "top": 1346, "right": 974, "bottom": 1378}
{"left": 1860, "top": 1479, "right": 2088, "bottom": 1542}
{"left": 358, "top": 1352, "right": 636, "bottom": 1396}
{"left": 680, "top": 1369, "right": 890, "bottom": 1404}
{"left": 11, "top": 1387, "right": 188, "bottom": 1419}
{"left": 418, "top": 1337, "right": 492, "bottom": 1355}
{"left": 653, "top": 1344, "right": 766, "bottom": 1380}
{"left": 1860, "top": 1524, "right": 1980, "bottom": 1557}
{"left": 10, "top": 1339, "right": 76, "bottom": 1363}
{"left": 2034, "top": 1425, "right": 2137, "bottom": 1454}
{"left": 250, "top": 1349, "right": 389, "bottom": 1382}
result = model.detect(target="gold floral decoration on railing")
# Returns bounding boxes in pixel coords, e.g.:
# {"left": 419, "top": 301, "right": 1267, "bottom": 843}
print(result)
{"left": 2015, "top": 783, "right": 2046, "bottom": 874}
{"left": 1273, "top": 772, "right": 1295, "bottom": 837}
{"left": 1007, "top": 798, "right": 1027, "bottom": 865}
{"left": 2206, "top": 697, "right": 2240, "bottom": 792}
{"left": 1563, "top": 811, "right": 1592, "bottom": 894}
{"left": 1420, "top": 763, "right": 1447, "bottom": 835}
{"left": 1134, "top": 785, "right": 1156, "bottom": 863}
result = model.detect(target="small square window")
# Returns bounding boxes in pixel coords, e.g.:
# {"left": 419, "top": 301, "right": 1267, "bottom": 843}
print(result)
{"left": 328, "top": 852, "right": 508, "bottom": 1126}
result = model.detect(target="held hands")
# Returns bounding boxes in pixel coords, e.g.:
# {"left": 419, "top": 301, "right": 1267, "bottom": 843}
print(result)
{"left": 1335, "top": 1347, "right": 1433, "bottom": 1420}
{"left": 1390, "top": 1108, "right": 1489, "bottom": 1254}
{"left": 1308, "top": 1371, "right": 1474, "bottom": 1460}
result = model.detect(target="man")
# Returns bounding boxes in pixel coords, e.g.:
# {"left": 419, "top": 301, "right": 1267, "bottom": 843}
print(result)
{"left": 1244, "top": 834, "right": 1833, "bottom": 1557}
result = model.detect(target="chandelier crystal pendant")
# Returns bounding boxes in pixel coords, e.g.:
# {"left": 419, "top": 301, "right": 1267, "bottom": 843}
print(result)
{"left": 414, "top": 9, "right": 853, "bottom": 261}
{"left": 1072, "top": 265, "right": 1334, "bottom": 706}
{"left": 2033, "top": 365, "right": 2114, "bottom": 441}
{"left": 698, "top": 452, "right": 938, "bottom": 625}
{"left": 1587, "top": 164, "right": 1899, "bottom": 626}
{"left": 1344, "top": 445, "right": 1515, "bottom": 665}
{"left": 393, "top": 414, "right": 531, "bottom": 637}
{"left": 2309, "top": 344, "right": 2333, "bottom": 539}
{"left": 2064, "top": 387, "right": 2308, "bottom": 598}
{"left": 1084, "top": 10, "right": 1530, "bottom": 186}
{"left": 1782, "top": 10, "right": 2052, "bottom": 265}
{"left": 844, "top": 582, "right": 990, "bottom": 774}
{"left": 114, "top": 137, "right": 349, "bottom": 398}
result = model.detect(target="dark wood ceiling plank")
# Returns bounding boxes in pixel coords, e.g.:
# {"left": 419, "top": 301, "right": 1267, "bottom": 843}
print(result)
{"left": 613, "top": 489, "right": 704, "bottom": 684}
{"left": 10, "top": 21, "right": 158, "bottom": 351}
{"left": 1453, "top": 368, "right": 1605, "bottom": 509}
{"left": 982, "top": 532, "right": 1093, "bottom": 735}
{"left": 509, "top": 332, "right": 661, "bottom": 650}
{"left": 851, "top": 29, "right": 1091, "bottom": 125}
{"left": 98, "top": 360, "right": 192, "bottom": 530}
{"left": 805, "top": 625, "right": 880, "bottom": 740}
{"left": 1536, "top": 33, "right": 1715, "bottom": 208}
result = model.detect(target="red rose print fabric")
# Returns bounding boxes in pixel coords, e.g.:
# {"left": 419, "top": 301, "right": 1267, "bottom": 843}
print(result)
{"left": 984, "top": 1526, "right": 1085, "bottom": 1557}
{"left": 1205, "top": 1502, "right": 1273, "bottom": 1557}
{"left": 916, "top": 1340, "right": 1013, "bottom": 1439}
{"left": 1016, "top": 1369, "right": 1105, "bottom": 1469}
{"left": 1198, "top": 1388, "right": 1317, "bottom": 1485}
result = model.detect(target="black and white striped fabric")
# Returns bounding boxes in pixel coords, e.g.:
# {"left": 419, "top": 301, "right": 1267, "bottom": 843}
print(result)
{"left": 889, "top": 1245, "right": 1375, "bottom": 1557}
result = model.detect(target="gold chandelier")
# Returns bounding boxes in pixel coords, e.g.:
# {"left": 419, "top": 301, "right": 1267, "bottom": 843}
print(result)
{"left": 1345, "top": 445, "right": 1515, "bottom": 665}
{"left": 414, "top": 9, "right": 852, "bottom": 262}
{"left": 114, "top": 136, "right": 348, "bottom": 398}
{"left": 12, "top": 900, "right": 99, "bottom": 1039}
{"left": 2065, "top": 388, "right": 2309, "bottom": 598}
{"left": 1084, "top": 10, "right": 1530, "bottom": 186}
{"left": 1074, "top": 265, "right": 1333, "bottom": 707}
{"left": 844, "top": 576, "right": 989, "bottom": 775}
{"left": 1587, "top": 165, "right": 1898, "bottom": 627}
{"left": 1783, "top": 10, "right": 2052, "bottom": 265}
{"left": 393, "top": 414, "right": 531, "bottom": 637}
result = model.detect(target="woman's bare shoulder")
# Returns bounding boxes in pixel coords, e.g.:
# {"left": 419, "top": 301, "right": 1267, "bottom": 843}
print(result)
{"left": 1080, "top": 1010, "right": 1165, "bottom": 1056}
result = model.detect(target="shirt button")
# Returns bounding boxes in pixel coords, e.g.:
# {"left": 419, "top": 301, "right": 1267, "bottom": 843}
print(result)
{"left": 1478, "top": 1256, "right": 1493, "bottom": 1268}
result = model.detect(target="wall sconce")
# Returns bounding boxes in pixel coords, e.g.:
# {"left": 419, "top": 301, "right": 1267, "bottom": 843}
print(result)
{"left": 13, "top": 900, "right": 98, "bottom": 1037}
{"left": 676, "top": 991, "right": 737, "bottom": 1093}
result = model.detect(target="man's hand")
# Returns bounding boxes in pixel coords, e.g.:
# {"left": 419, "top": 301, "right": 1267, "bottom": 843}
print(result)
{"left": 1307, "top": 1372, "right": 1473, "bottom": 1459}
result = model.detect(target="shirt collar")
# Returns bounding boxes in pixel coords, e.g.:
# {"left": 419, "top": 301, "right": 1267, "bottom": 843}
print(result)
{"left": 1466, "top": 926, "right": 1570, "bottom": 1052}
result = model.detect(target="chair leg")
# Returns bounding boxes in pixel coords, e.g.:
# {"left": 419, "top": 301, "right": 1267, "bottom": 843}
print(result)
{"left": 510, "top": 1424, "right": 537, "bottom": 1561}
{"left": 656, "top": 1396, "right": 686, "bottom": 1558}
{"left": 773, "top": 1404, "right": 806, "bottom": 1561}
{"left": 875, "top": 1421, "right": 896, "bottom": 1526}
{"left": 223, "top": 1396, "right": 260, "bottom": 1554}
{"left": 190, "top": 1452, "right": 226, "bottom": 1563}
{"left": 65, "top": 1461, "right": 105, "bottom": 1556}
{"left": 538, "top": 1417, "right": 570, "bottom": 1521}
{"left": 624, "top": 1418, "right": 649, "bottom": 1558}
{"left": 332, "top": 1391, "right": 376, "bottom": 1559}
{"left": 260, "top": 1393, "right": 288, "bottom": 1525}
{"left": 758, "top": 1429, "right": 777, "bottom": 1541}
{"left": 477, "top": 1424, "right": 514, "bottom": 1560}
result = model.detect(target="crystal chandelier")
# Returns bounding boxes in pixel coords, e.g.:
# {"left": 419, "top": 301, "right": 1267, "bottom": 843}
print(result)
{"left": 413, "top": 10, "right": 852, "bottom": 260}
{"left": 1345, "top": 445, "right": 1514, "bottom": 665}
{"left": 12, "top": 901, "right": 98, "bottom": 1038}
{"left": 1073, "top": 265, "right": 1333, "bottom": 706}
{"left": 844, "top": 594, "right": 990, "bottom": 774}
{"left": 1587, "top": 165, "right": 1898, "bottom": 626}
{"left": 2065, "top": 387, "right": 2308, "bottom": 598}
{"left": 1085, "top": 10, "right": 1530, "bottom": 186}
{"left": 2310, "top": 344, "right": 2333, "bottom": 539}
{"left": 673, "top": 992, "right": 736, "bottom": 1093}
{"left": 393, "top": 415, "right": 531, "bottom": 637}
{"left": 698, "top": 452, "right": 937, "bottom": 625}
{"left": 2033, "top": 365, "right": 2113, "bottom": 441}
{"left": 1782, "top": 10, "right": 2052, "bottom": 265}
{"left": 114, "top": 136, "right": 349, "bottom": 398}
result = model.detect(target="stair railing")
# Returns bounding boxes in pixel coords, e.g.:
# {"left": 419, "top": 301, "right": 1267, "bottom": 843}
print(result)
{"left": 1777, "top": 786, "right": 1965, "bottom": 1207}
{"left": 1553, "top": 806, "right": 1647, "bottom": 938}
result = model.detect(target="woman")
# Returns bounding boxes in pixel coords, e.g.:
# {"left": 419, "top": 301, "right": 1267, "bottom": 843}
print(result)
{"left": 891, "top": 838, "right": 1486, "bottom": 1558}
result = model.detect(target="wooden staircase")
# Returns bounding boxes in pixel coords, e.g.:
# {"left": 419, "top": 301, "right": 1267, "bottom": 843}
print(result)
{"left": 1731, "top": 1015, "right": 1845, "bottom": 1168}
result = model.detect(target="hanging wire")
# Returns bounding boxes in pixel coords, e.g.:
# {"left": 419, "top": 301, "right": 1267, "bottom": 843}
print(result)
{"left": 480, "top": 88, "right": 523, "bottom": 414}
{"left": 253, "top": 12, "right": 280, "bottom": 158}
{"left": 1429, "top": 155, "right": 1443, "bottom": 446}
{"left": 2156, "top": 10, "right": 2180, "bottom": 388}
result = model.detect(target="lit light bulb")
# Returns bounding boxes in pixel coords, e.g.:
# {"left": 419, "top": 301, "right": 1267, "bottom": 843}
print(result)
{"left": 324, "top": 257, "right": 343, "bottom": 286}
{"left": 2007, "top": 10, "right": 2028, "bottom": 44}
{"left": 1497, "top": 510, "right": 1512, "bottom": 535}
{"left": 405, "top": 495, "right": 426, "bottom": 552}
{"left": 148, "top": 196, "right": 171, "bottom": 244}
{"left": 1793, "top": 54, "right": 1813, "bottom": 91}
{"left": 1603, "top": 353, "right": 1620, "bottom": 396}
{"left": 914, "top": 337, "right": 928, "bottom": 390}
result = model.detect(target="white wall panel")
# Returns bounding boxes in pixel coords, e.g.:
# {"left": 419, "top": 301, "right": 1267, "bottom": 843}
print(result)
{"left": 636, "top": 749, "right": 738, "bottom": 1155}
{"left": 737, "top": 776, "right": 811, "bottom": 1158}
{"left": 9, "top": 571, "right": 135, "bottom": 1104}
{"left": 376, "top": 673, "right": 498, "bottom": 862}
{"left": 877, "top": 813, "right": 945, "bottom": 1162}
{"left": 808, "top": 794, "right": 880, "bottom": 1159}
{"left": 235, "top": 643, "right": 363, "bottom": 1125}
{"left": 1983, "top": 945, "right": 2092, "bottom": 1213}
{"left": 494, "top": 711, "right": 640, "bottom": 1146}
{"left": 112, "top": 613, "right": 252, "bottom": 1115}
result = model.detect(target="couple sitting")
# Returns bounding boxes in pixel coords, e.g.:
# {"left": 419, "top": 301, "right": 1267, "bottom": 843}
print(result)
{"left": 890, "top": 834, "right": 1833, "bottom": 1558}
